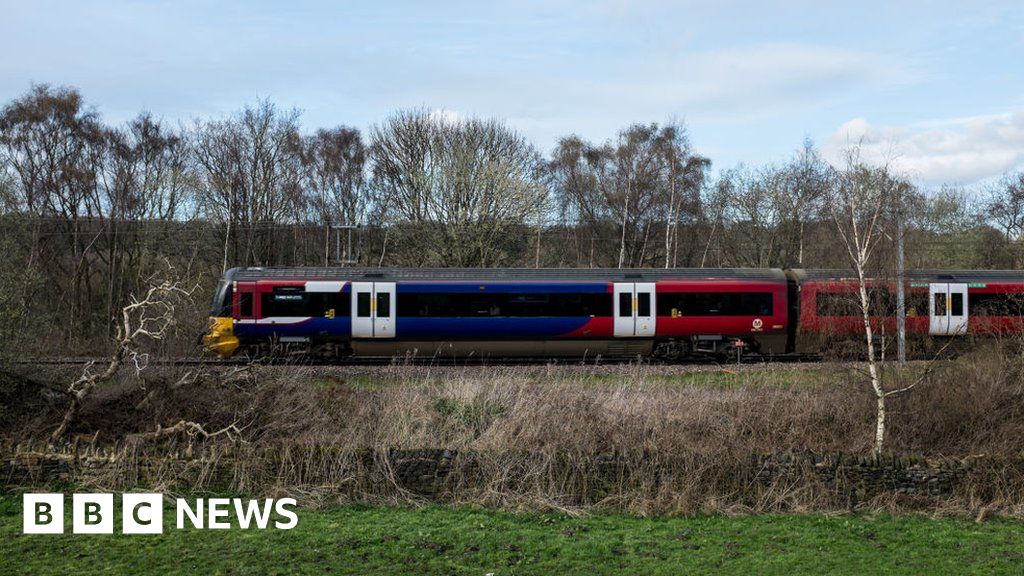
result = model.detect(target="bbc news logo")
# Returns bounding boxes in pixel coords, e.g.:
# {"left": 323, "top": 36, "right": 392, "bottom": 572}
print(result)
{"left": 23, "top": 493, "right": 298, "bottom": 534}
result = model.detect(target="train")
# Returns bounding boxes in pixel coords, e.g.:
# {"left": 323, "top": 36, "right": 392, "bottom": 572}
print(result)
{"left": 201, "top": 267, "right": 1024, "bottom": 360}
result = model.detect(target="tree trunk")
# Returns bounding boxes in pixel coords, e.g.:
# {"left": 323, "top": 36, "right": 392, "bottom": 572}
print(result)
{"left": 858, "top": 270, "right": 886, "bottom": 456}
{"left": 618, "top": 181, "right": 631, "bottom": 269}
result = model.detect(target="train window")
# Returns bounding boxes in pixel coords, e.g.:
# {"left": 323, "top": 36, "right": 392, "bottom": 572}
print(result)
{"left": 658, "top": 292, "right": 773, "bottom": 316}
{"left": 211, "top": 281, "right": 233, "bottom": 316}
{"left": 818, "top": 287, "right": 901, "bottom": 317}
{"left": 816, "top": 293, "right": 859, "bottom": 317}
{"left": 619, "top": 293, "right": 632, "bottom": 317}
{"left": 951, "top": 292, "right": 963, "bottom": 316}
{"left": 637, "top": 292, "right": 651, "bottom": 316}
{"left": 239, "top": 292, "right": 253, "bottom": 318}
{"left": 376, "top": 292, "right": 391, "bottom": 318}
{"left": 357, "top": 292, "right": 371, "bottom": 317}
{"left": 969, "top": 293, "right": 1024, "bottom": 316}
{"left": 310, "top": 293, "right": 347, "bottom": 318}
{"left": 934, "top": 292, "right": 946, "bottom": 316}
{"left": 906, "top": 293, "right": 928, "bottom": 317}
{"left": 262, "top": 292, "right": 305, "bottom": 317}
{"left": 255, "top": 290, "right": 349, "bottom": 318}
{"left": 558, "top": 294, "right": 611, "bottom": 317}
{"left": 395, "top": 292, "right": 612, "bottom": 317}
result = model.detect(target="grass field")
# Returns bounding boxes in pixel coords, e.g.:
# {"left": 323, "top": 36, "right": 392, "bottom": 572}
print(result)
{"left": 1, "top": 494, "right": 1022, "bottom": 575}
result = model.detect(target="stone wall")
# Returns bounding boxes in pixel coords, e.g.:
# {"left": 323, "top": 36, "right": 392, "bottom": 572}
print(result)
{"left": 752, "top": 451, "right": 972, "bottom": 499}
{"left": 0, "top": 442, "right": 1009, "bottom": 505}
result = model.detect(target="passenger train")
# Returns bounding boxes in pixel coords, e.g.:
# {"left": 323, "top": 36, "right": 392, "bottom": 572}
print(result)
{"left": 201, "top": 267, "right": 1024, "bottom": 360}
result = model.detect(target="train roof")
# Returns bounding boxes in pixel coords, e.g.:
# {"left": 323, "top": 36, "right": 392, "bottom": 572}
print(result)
{"left": 792, "top": 269, "right": 1024, "bottom": 283}
{"left": 225, "top": 267, "right": 789, "bottom": 283}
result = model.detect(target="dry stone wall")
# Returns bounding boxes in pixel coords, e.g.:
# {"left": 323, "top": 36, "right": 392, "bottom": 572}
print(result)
{"left": 0, "top": 442, "right": 1011, "bottom": 506}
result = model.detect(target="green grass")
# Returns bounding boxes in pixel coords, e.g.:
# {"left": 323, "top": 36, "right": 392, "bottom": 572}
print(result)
{"left": 1, "top": 494, "right": 1023, "bottom": 575}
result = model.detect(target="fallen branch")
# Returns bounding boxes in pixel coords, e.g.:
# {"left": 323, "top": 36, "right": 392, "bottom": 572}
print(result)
{"left": 129, "top": 420, "right": 244, "bottom": 443}
{"left": 50, "top": 274, "right": 196, "bottom": 442}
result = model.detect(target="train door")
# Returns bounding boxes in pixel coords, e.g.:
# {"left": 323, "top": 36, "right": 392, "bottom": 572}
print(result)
{"left": 929, "top": 283, "right": 968, "bottom": 336}
{"left": 613, "top": 282, "right": 656, "bottom": 337}
{"left": 351, "top": 282, "right": 396, "bottom": 338}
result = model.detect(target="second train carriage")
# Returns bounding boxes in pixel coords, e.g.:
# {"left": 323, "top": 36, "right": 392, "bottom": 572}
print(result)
{"left": 792, "top": 269, "right": 1024, "bottom": 353}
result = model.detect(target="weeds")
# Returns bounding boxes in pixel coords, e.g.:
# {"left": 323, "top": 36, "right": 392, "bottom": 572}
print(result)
{"left": 5, "top": 344, "right": 1024, "bottom": 515}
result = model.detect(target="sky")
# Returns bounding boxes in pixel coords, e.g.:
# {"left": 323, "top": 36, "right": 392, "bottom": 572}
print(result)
{"left": 2, "top": 0, "right": 1023, "bottom": 186}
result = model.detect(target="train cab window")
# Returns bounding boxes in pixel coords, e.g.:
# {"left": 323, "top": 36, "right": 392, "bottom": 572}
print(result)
{"left": 376, "top": 292, "right": 391, "bottom": 318}
{"left": 239, "top": 292, "right": 253, "bottom": 318}
{"left": 951, "top": 292, "right": 963, "bottom": 316}
{"left": 211, "top": 281, "right": 233, "bottom": 316}
{"left": 619, "top": 293, "right": 632, "bottom": 317}
{"left": 357, "top": 292, "right": 371, "bottom": 317}
{"left": 934, "top": 292, "right": 946, "bottom": 316}
{"left": 637, "top": 292, "right": 651, "bottom": 316}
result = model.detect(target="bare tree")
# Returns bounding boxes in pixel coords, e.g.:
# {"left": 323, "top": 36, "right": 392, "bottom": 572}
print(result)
{"left": 298, "top": 127, "right": 368, "bottom": 265}
{"left": 655, "top": 123, "right": 708, "bottom": 268}
{"left": 824, "top": 149, "right": 901, "bottom": 455}
{"left": 779, "top": 140, "right": 830, "bottom": 267}
{"left": 608, "top": 125, "right": 661, "bottom": 268}
{"left": 0, "top": 85, "right": 106, "bottom": 342}
{"left": 194, "top": 100, "right": 304, "bottom": 270}
{"left": 370, "top": 109, "right": 547, "bottom": 266}
{"left": 101, "top": 114, "right": 195, "bottom": 328}
{"left": 715, "top": 165, "right": 788, "bottom": 267}
{"left": 548, "top": 135, "right": 611, "bottom": 267}
{"left": 985, "top": 171, "right": 1024, "bottom": 240}
{"left": 983, "top": 171, "right": 1024, "bottom": 266}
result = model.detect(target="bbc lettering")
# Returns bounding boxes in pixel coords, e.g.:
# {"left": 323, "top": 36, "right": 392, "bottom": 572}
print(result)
{"left": 23, "top": 493, "right": 298, "bottom": 534}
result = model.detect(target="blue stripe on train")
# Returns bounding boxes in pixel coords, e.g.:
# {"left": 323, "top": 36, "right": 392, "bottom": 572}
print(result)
{"left": 395, "top": 317, "right": 592, "bottom": 339}
{"left": 235, "top": 316, "right": 593, "bottom": 340}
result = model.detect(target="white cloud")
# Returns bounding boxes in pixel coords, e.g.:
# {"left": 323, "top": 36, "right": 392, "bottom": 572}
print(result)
{"left": 824, "top": 111, "right": 1024, "bottom": 185}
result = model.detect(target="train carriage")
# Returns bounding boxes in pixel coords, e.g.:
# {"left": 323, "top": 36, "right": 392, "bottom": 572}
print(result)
{"left": 204, "top": 267, "right": 789, "bottom": 359}
{"left": 792, "top": 269, "right": 1024, "bottom": 353}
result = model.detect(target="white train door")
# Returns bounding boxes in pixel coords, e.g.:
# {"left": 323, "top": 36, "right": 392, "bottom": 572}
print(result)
{"left": 374, "top": 282, "right": 396, "bottom": 337}
{"left": 351, "top": 282, "right": 396, "bottom": 338}
{"left": 929, "top": 283, "right": 968, "bottom": 336}
{"left": 613, "top": 282, "right": 656, "bottom": 337}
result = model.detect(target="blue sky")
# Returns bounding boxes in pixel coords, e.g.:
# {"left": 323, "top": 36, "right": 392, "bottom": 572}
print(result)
{"left": 2, "top": 0, "right": 1023, "bottom": 185}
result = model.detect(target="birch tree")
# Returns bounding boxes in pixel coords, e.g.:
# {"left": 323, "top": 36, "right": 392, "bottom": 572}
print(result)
{"left": 824, "top": 150, "right": 899, "bottom": 455}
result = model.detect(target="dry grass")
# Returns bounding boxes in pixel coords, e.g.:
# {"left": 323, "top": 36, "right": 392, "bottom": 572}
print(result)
{"left": 5, "top": 344, "right": 1024, "bottom": 515}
